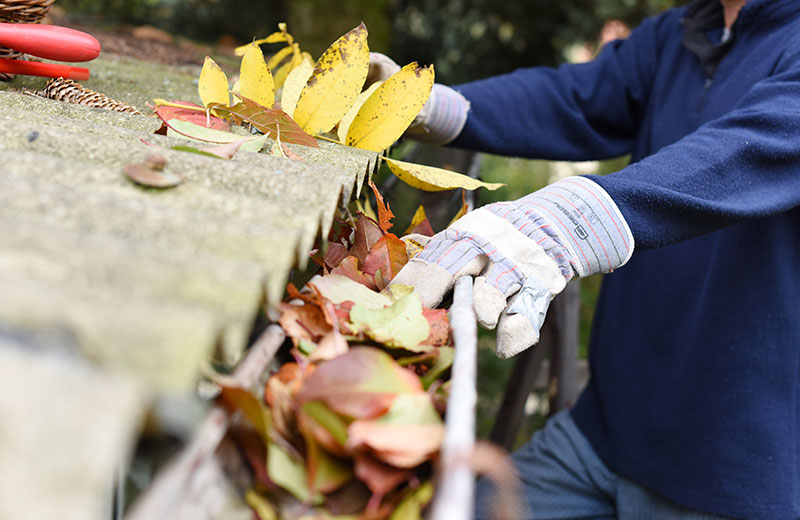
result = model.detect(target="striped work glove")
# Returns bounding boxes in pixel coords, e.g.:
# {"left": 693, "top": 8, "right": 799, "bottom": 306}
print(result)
{"left": 392, "top": 177, "right": 634, "bottom": 358}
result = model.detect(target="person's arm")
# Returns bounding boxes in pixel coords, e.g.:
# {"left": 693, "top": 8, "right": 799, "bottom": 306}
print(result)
{"left": 590, "top": 44, "right": 800, "bottom": 248}
{"left": 450, "top": 15, "right": 664, "bottom": 160}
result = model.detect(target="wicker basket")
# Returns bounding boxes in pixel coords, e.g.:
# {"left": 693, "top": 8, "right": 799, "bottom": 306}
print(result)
{"left": 0, "top": 0, "right": 56, "bottom": 80}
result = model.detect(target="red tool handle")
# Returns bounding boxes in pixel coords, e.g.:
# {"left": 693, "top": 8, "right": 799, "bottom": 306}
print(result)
{"left": 0, "top": 23, "right": 100, "bottom": 62}
{"left": 0, "top": 58, "right": 89, "bottom": 80}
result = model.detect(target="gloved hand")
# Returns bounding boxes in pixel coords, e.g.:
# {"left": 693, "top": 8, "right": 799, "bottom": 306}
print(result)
{"left": 366, "top": 52, "right": 470, "bottom": 145}
{"left": 392, "top": 177, "right": 634, "bottom": 358}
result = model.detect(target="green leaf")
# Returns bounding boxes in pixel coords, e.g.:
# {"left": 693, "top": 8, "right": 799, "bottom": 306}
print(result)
{"left": 267, "top": 442, "right": 321, "bottom": 503}
{"left": 308, "top": 274, "right": 392, "bottom": 309}
{"left": 165, "top": 119, "right": 268, "bottom": 153}
{"left": 218, "top": 385, "right": 272, "bottom": 442}
{"left": 301, "top": 401, "right": 349, "bottom": 446}
{"left": 384, "top": 157, "right": 506, "bottom": 192}
{"left": 208, "top": 99, "right": 320, "bottom": 148}
{"left": 389, "top": 482, "right": 435, "bottom": 520}
{"left": 349, "top": 292, "right": 430, "bottom": 350}
{"left": 421, "top": 347, "right": 454, "bottom": 388}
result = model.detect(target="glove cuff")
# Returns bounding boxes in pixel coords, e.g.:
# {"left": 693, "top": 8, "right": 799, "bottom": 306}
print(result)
{"left": 522, "top": 177, "right": 634, "bottom": 277}
{"left": 406, "top": 83, "right": 470, "bottom": 145}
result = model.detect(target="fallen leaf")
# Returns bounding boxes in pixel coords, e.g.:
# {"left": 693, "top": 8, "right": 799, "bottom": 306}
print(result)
{"left": 235, "top": 30, "right": 291, "bottom": 56}
{"left": 245, "top": 489, "right": 278, "bottom": 520}
{"left": 239, "top": 43, "right": 275, "bottom": 109}
{"left": 279, "top": 302, "right": 331, "bottom": 344}
{"left": 199, "top": 56, "right": 230, "bottom": 109}
{"left": 308, "top": 274, "right": 391, "bottom": 309}
{"left": 218, "top": 384, "right": 272, "bottom": 441}
{"left": 267, "top": 45, "right": 294, "bottom": 71}
{"left": 420, "top": 346, "right": 454, "bottom": 389}
{"left": 304, "top": 430, "right": 353, "bottom": 494}
{"left": 323, "top": 242, "right": 351, "bottom": 270}
{"left": 164, "top": 118, "right": 267, "bottom": 152}
{"left": 202, "top": 138, "right": 252, "bottom": 159}
{"left": 151, "top": 100, "right": 230, "bottom": 131}
{"left": 346, "top": 63, "right": 434, "bottom": 152}
{"left": 299, "top": 401, "right": 350, "bottom": 454}
{"left": 354, "top": 453, "right": 411, "bottom": 496}
{"left": 296, "top": 347, "right": 422, "bottom": 420}
{"left": 209, "top": 99, "right": 319, "bottom": 148}
{"left": 347, "top": 393, "right": 444, "bottom": 468}
{"left": 309, "top": 330, "right": 349, "bottom": 363}
{"left": 422, "top": 308, "right": 451, "bottom": 347}
{"left": 293, "top": 23, "right": 370, "bottom": 135}
{"left": 448, "top": 189, "right": 469, "bottom": 226}
{"left": 267, "top": 441, "right": 321, "bottom": 503}
{"left": 368, "top": 178, "right": 394, "bottom": 232}
{"left": 384, "top": 157, "right": 506, "bottom": 192}
{"left": 361, "top": 234, "right": 408, "bottom": 289}
{"left": 337, "top": 81, "right": 382, "bottom": 144}
{"left": 389, "top": 482, "right": 435, "bottom": 520}
{"left": 349, "top": 292, "right": 429, "bottom": 350}
{"left": 280, "top": 55, "right": 315, "bottom": 117}
{"left": 403, "top": 206, "right": 435, "bottom": 237}
{"left": 169, "top": 145, "right": 224, "bottom": 159}
{"left": 351, "top": 214, "right": 384, "bottom": 264}
{"left": 272, "top": 47, "right": 304, "bottom": 90}
{"left": 330, "top": 256, "right": 378, "bottom": 291}
{"left": 123, "top": 163, "right": 183, "bottom": 188}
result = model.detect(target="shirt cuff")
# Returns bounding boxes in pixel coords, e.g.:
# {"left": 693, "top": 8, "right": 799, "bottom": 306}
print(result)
{"left": 520, "top": 177, "right": 635, "bottom": 277}
{"left": 406, "top": 83, "right": 470, "bottom": 145}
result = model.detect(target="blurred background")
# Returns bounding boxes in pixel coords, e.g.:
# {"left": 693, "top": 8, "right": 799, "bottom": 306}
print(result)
{"left": 55, "top": 0, "right": 685, "bottom": 444}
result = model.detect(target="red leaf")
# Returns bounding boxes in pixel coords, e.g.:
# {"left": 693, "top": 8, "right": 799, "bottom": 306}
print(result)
{"left": 422, "top": 308, "right": 451, "bottom": 347}
{"left": 351, "top": 214, "right": 385, "bottom": 264}
{"left": 152, "top": 101, "right": 230, "bottom": 131}
{"left": 368, "top": 178, "right": 394, "bottom": 232}
{"left": 331, "top": 255, "right": 378, "bottom": 291}
{"left": 208, "top": 99, "right": 319, "bottom": 148}
{"left": 296, "top": 347, "right": 422, "bottom": 420}
{"left": 361, "top": 234, "right": 409, "bottom": 288}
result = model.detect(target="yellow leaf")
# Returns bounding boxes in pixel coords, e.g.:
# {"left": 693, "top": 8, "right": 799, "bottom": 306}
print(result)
{"left": 293, "top": 22, "right": 370, "bottom": 135}
{"left": 337, "top": 81, "right": 382, "bottom": 143}
{"left": 244, "top": 490, "right": 277, "bottom": 520}
{"left": 198, "top": 56, "right": 229, "bottom": 108}
{"left": 280, "top": 55, "right": 315, "bottom": 118}
{"left": 273, "top": 45, "right": 303, "bottom": 90}
{"left": 267, "top": 45, "right": 294, "bottom": 71}
{"left": 234, "top": 29, "right": 293, "bottom": 56}
{"left": 384, "top": 158, "right": 506, "bottom": 192}
{"left": 403, "top": 205, "right": 430, "bottom": 235}
{"left": 240, "top": 43, "right": 275, "bottom": 108}
{"left": 346, "top": 63, "right": 434, "bottom": 152}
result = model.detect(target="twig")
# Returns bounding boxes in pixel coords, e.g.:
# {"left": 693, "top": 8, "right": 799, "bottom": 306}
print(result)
{"left": 124, "top": 325, "right": 285, "bottom": 520}
{"left": 429, "top": 276, "right": 477, "bottom": 520}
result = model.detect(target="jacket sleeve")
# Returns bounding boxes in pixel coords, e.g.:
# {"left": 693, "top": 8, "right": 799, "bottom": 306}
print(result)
{"left": 590, "top": 37, "right": 800, "bottom": 248}
{"left": 450, "top": 15, "right": 664, "bottom": 161}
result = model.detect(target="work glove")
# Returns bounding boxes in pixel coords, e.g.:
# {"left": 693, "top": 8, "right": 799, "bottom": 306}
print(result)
{"left": 392, "top": 177, "right": 634, "bottom": 358}
{"left": 366, "top": 52, "right": 470, "bottom": 145}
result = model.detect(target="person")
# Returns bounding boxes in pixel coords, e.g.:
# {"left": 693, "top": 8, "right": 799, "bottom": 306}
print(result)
{"left": 373, "top": 0, "right": 800, "bottom": 518}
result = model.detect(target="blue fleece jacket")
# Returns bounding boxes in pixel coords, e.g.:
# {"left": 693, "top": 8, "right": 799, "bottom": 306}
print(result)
{"left": 450, "top": 1, "right": 800, "bottom": 518}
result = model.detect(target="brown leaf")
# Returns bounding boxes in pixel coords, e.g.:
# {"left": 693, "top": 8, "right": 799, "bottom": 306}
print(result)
{"left": 208, "top": 98, "right": 319, "bottom": 148}
{"left": 323, "top": 242, "right": 351, "bottom": 270}
{"left": 351, "top": 214, "right": 385, "bottom": 264}
{"left": 368, "top": 178, "right": 394, "bottom": 232}
{"left": 403, "top": 205, "right": 435, "bottom": 237}
{"left": 123, "top": 163, "right": 183, "bottom": 189}
{"left": 361, "top": 234, "right": 409, "bottom": 289}
{"left": 330, "top": 256, "right": 378, "bottom": 291}
{"left": 296, "top": 347, "right": 422, "bottom": 420}
{"left": 354, "top": 453, "right": 411, "bottom": 496}
{"left": 278, "top": 302, "right": 332, "bottom": 344}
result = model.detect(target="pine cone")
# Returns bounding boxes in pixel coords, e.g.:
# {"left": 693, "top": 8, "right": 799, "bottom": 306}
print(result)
{"left": 40, "top": 77, "right": 142, "bottom": 115}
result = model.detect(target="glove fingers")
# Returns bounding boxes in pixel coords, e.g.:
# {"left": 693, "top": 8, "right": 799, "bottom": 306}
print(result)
{"left": 389, "top": 258, "right": 453, "bottom": 308}
{"left": 473, "top": 277, "right": 514, "bottom": 329}
{"left": 495, "top": 313, "right": 540, "bottom": 359}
